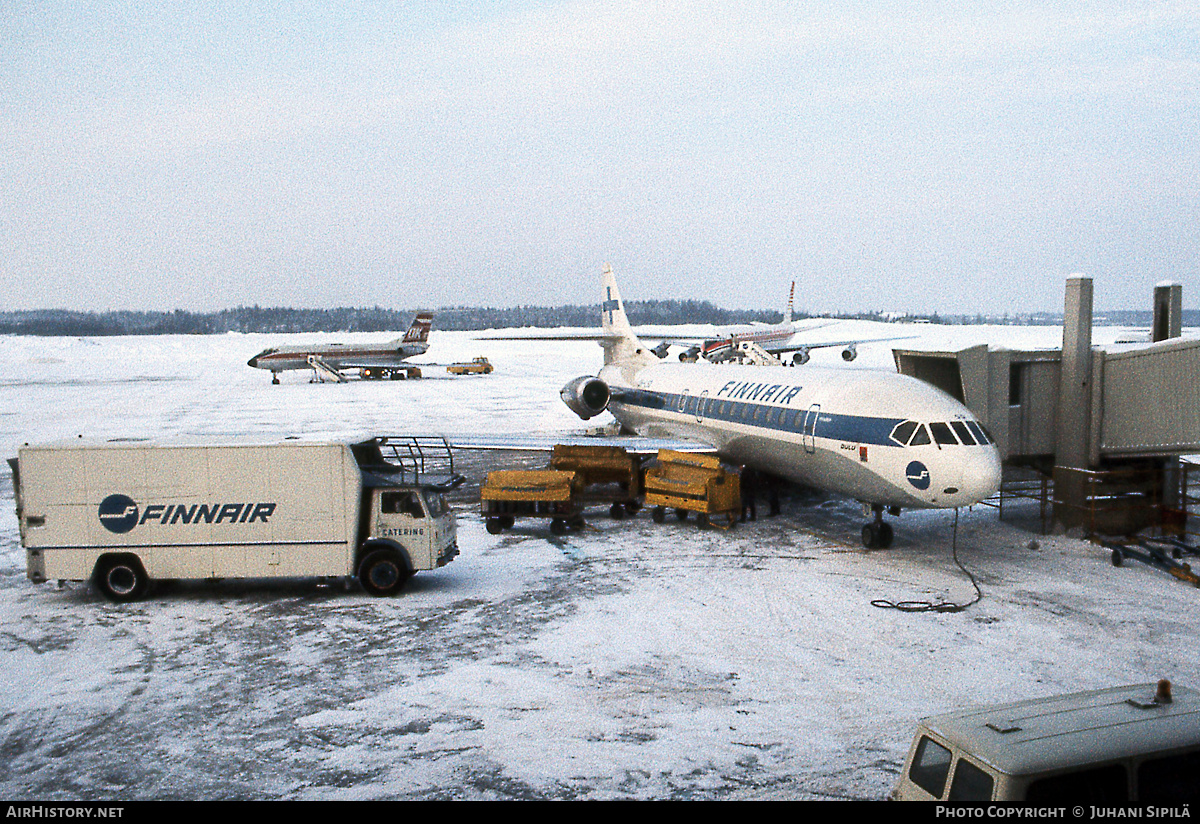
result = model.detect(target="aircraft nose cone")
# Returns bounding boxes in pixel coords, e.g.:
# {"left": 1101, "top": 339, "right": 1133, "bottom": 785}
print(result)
{"left": 247, "top": 355, "right": 259, "bottom": 368}
{"left": 955, "top": 449, "right": 1002, "bottom": 505}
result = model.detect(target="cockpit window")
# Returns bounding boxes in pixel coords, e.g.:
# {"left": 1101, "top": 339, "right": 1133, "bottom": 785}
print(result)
{"left": 890, "top": 421, "right": 918, "bottom": 446}
{"left": 929, "top": 422, "right": 958, "bottom": 446}
{"left": 966, "top": 420, "right": 993, "bottom": 445}
{"left": 910, "top": 425, "right": 931, "bottom": 446}
{"left": 951, "top": 421, "right": 977, "bottom": 445}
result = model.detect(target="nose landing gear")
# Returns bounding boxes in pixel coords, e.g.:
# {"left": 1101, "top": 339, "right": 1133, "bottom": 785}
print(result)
{"left": 862, "top": 504, "right": 895, "bottom": 549}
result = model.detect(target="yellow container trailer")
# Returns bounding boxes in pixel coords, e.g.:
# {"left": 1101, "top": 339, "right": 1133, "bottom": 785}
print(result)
{"left": 643, "top": 450, "right": 741, "bottom": 529}
{"left": 549, "top": 444, "right": 643, "bottom": 519}
{"left": 480, "top": 469, "right": 584, "bottom": 536}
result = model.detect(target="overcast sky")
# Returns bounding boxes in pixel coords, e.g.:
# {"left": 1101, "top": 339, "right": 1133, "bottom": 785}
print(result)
{"left": 3, "top": 1, "right": 1198, "bottom": 315}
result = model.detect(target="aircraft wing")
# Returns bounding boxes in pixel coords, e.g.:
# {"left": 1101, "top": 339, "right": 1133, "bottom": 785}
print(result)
{"left": 446, "top": 432, "right": 715, "bottom": 455}
{"left": 765, "top": 333, "right": 921, "bottom": 355}
{"left": 337, "top": 358, "right": 417, "bottom": 369}
{"left": 475, "top": 329, "right": 621, "bottom": 342}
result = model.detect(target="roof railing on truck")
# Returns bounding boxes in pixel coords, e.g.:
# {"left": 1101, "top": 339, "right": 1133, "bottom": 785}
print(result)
{"left": 353, "top": 435, "right": 465, "bottom": 491}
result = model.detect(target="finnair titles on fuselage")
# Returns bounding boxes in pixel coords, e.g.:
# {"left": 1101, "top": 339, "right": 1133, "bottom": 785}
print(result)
{"left": 559, "top": 267, "right": 1002, "bottom": 547}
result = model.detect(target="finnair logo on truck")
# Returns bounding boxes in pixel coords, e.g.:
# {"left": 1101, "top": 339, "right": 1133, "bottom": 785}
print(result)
{"left": 98, "top": 494, "right": 276, "bottom": 534}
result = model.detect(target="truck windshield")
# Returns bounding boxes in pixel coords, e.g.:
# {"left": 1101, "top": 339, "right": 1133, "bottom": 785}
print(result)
{"left": 423, "top": 492, "right": 448, "bottom": 518}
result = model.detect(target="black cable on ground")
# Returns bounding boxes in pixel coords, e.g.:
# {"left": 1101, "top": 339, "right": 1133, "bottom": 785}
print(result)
{"left": 871, "top": 509, "right": 983, "bottom": 613}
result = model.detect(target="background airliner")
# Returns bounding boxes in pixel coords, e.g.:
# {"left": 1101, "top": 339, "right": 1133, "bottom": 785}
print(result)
{"left": 248, "top": 313, "right": 433, "bottom": 383}
{"left": 481, "top": 282, "right": 908, "bottom": 366}
{"left": 559, "top": 267, "right": 1002, "bottom": 547}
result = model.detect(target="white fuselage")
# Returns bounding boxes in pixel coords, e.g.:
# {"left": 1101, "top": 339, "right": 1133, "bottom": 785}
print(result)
{"left": 248, "top": 340, "right": 427, "bottom": 373}
{"left": 600, "top": 359, "right": 1002, "bottom": 510}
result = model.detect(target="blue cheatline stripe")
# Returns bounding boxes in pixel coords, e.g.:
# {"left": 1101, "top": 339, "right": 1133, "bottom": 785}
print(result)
{"left": 611, "top": 389, "right": 906, "bottom": 446}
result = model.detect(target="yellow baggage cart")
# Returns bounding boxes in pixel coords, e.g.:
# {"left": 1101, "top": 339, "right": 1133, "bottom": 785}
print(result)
{"left": 549, "top": 444, "right": 643, "bottom": 519}
{"left": 643, "top": 450, "right": 740, "bottom": 529}
{"left": 480, "top": 469, "right": 584, "bottom": 536}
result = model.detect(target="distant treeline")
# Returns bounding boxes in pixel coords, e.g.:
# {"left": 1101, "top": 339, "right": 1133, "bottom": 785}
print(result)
{"left": 1, "top": 305, "right": 1189, "bottom": 337}
{"left": 0, "top": 302, "right": 786, "bottom": 337}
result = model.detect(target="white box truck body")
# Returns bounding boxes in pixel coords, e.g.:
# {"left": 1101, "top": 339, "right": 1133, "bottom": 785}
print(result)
{"left": 9, "top": 435, "right": 461, "bottom": 601}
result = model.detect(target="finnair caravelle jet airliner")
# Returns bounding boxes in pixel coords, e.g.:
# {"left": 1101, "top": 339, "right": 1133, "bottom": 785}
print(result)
{"left": 559, "top": 267, "right": 1003, "bottom": 548}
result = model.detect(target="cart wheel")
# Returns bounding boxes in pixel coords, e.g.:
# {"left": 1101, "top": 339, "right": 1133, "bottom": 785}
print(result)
{"left": 652, "top": 506, "right": 666, "bottom": 524}
{"left": 610, "top": 502, "right": 626, "bottom": 520}
{"left": 696, "top": 513, "right": 710, "bottom": 530}
{"left": 550, "top": 518, "right": 568, "bottom": 536}
{"left": 486, "top": 518, "right": 504, "bottom": 535}
{"left": 1111, "top": 548, "right": 1124, "bottom": 567}
{"left": 675, "top": 508, "right": 688, "bottom": 521}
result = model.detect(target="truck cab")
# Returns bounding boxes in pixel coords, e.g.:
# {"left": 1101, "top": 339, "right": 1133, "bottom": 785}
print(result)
{"left": 370, "top": 486, "right": 458, "bottom": 572}
{"left": 352, "top": 437, "right": 463, "bottom": 597}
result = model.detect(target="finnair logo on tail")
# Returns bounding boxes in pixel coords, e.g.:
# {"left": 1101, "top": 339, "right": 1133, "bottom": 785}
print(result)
{"left": 602, "top": 288, "right": 619, "bottom": 324}
{"left": 905, "top": 461, "right": 931, "bottom": 490}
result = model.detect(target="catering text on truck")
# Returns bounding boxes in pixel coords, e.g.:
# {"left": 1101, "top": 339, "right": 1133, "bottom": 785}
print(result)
{"left": 8, "top": 435, "right": 463, "bottom": 601}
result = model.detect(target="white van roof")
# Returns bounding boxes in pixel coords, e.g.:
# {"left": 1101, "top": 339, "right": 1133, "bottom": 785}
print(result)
{"left": 919, "top": 683, "right": 1200, "bottom": 776}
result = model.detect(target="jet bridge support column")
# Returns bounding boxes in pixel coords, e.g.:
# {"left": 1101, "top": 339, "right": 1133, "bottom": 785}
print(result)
{"left": 1155, "top": 282, "right": 1185, "bottom": 513}
{"left": 1053, "top": 275, "right": 1094, "bottom": 533}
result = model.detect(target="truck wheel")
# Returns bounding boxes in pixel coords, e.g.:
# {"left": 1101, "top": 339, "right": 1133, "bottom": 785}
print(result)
{"left": 486, "top": 518, "right": 504, "bottom": 535}
{"left": 550, "top": 518, "right": 568, "bottom": 536}
{"left": 94, "top": 556, "right": 149, "bottom": 603}
{"left": 652, "top": 506, "right": 666, "bottom": 524}
{"left": 359, "top": 549, "right": 411, "bottom": 596}
{"left": 610, "top": 502, "right": 626, "bottom": 520}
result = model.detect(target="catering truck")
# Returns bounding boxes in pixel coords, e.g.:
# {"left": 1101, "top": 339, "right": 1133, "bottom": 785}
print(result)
{"left": 8, "top": 435, "right": 463, "bottom": 602}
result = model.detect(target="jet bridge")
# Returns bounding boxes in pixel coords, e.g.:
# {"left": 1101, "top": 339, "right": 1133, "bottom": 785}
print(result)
{"left": 893, "top": 281, "right": 1199, "bottom": 534}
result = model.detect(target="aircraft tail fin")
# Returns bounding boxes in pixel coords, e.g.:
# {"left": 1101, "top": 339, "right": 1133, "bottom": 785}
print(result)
{"left": 786, "top": 281, "right": 795, "bottom": 325}
{"left": 599, "top": 264, "right": 649, "bottom": 367}
{"left": 401, "top": 312, "right": 434, "bottom": 344}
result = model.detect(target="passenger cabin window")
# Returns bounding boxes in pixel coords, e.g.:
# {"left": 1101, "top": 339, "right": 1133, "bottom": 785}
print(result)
{"left": 909, "top": 736, "right": 953, "bottom": 798}
{"left": 929, "top": 422, "right": 958, "bottom": 446}
{"left": 1025, "top": 764, "right": 1128, "bottom": 803}
{"left": 948, "top": 758, "right": 994, "bottom": 801}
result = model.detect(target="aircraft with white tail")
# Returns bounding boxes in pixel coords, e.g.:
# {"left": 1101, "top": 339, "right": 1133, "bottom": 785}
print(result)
{"left": 559, "top": 266, "right": 1003, "bottom": 547}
